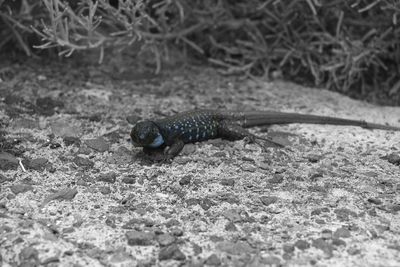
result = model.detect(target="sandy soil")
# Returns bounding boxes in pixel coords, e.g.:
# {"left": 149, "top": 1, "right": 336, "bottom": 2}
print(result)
{"left": 1, "top": 58, "right": 400, "bottom": 267}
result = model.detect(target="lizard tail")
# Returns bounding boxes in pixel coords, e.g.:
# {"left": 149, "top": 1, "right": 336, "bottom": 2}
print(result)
{"left": 238, "top": 111, "right": 400, "bottom": 131}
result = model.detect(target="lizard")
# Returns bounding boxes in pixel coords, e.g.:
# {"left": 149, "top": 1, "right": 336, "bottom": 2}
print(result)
{"left": 130, "top": 109, "right": 400, "bottom": 161}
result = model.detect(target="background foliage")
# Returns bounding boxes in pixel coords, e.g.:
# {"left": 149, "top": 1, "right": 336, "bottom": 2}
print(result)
{"left": 1, "top": 0, "right": 400, "bottom": 104}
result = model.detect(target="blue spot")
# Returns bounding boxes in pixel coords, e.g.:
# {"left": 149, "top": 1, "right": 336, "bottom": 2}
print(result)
{"left": 148, "top": 133, "right": 164, "bottom": 148}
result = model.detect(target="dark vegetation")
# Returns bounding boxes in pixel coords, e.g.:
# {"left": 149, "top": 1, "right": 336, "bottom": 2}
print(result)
{"left": 1, "top": 0, "right": 400, "bottom": 105}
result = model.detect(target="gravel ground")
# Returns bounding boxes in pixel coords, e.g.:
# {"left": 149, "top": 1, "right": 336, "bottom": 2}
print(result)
{"left": 1, "top": 59, "right": 400, "bottom": 267}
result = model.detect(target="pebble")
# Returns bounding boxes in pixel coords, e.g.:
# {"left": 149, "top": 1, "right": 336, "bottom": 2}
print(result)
{"left": 384, "top": 153, "right": 400, "bottom": 165}
{"left": 41, "top": 188, "right": 78, "bottom": 206}
{"left": 334, "top": 208, "right": 357, "bottom": 221}
{"left": 0, "top": 152, "right": 19, "bottom": 170}
{"left": 200, "top": 198, "right": 215, "bottom": 210}
{"left": 306, "top": 153, "right": 322, "bottom": 163}
{"left": 260, "top": 196, "right": 278, "bottom": 206}
{"left": 220, "top": 178, "right": 235, "bottom": 186}
{"left": 225, "top": 222, "right": 238, "bottom": 231}
{"left": 85, "top": 137, "right": 110, "bottom": 152}
{"left": 19, "top": 246, "right": 39, "bottom": 265}
{"left": 158, "top": 244, "right": 186, "bottom": 261}
{"left": 334, "top": 227, "right": 351, "bottom": 238}
{"left": 156, "top": 233, "right": 176, "bottom": 246}
{"left": 73, "top": 156, "right": 94, "bottom": 169}
{"left": 282, "top": 244, "right": 295, "bottom": 253}
{"left": 165, "top": 219, "right": 181, "bottom": 228}
{"left": 205, "top": 254, "right": 221, "bottom": 266}
{"left": 367, "top": 198, "right": 382, "bottom": 205}
{"left": 126, "top": 230, "right": 155, "bottom": 246}
{"left": 121, "top": 176, "right": 136, "bottom": 184}
{"left": 268, "top": 174, "right": 284, "bottom": 184}
{"left": 25, "top": 158, "right": 49, "bottom": 171}
{"left": 294, "top": 240, "right": 310, "bottom": 250}
{"left": 179, "top": 175, "right": 192, "bottom": 186}
{"left": 332, "top": 238, "right": 346, "bottom": 247}
{"left": 10, "top": 184, "right": 33, "bottom": 195}
{"left": 99, "top": 186, "right": 111, "bottom": 194}
{"left": 216, "top": 241, "right": 254, "bottom": 255}
{"left": 98, "top": 172, "right": 117, "bottom": 183}
{"left": 63, "top": 136, "right": 81, "bottom": 147}
{"left": 0, "top": 174, "right": 13, "bottom": 183}
{"left": 50, "top": 120, "right": 82, "bottom": 137}
{"left": 312, "top": 238, "right": 333, "bottom": 257}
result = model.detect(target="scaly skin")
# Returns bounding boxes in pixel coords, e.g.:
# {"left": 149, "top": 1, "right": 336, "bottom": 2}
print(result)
{"left": 130, "top": 109, "right": 400, "bottom": 160}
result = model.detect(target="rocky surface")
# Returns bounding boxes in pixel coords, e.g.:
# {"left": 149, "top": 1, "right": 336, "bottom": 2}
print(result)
{"left": 0, "top": 60, "right": 400, "bottom": 266}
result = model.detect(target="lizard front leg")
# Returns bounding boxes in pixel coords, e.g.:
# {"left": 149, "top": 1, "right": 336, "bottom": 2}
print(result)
{"left": 163, "top": 139, "right": 185, "bottom": 161}
{"left": 218, "top": 122, "right": 285, "bottom": 149}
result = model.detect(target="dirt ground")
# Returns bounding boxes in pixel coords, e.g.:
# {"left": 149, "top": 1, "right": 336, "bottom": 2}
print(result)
{"left": 1, "top": 57, "right": 400, "bottom": 267}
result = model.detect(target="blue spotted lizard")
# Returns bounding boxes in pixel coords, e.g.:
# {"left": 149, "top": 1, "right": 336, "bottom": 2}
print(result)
{"left": 130, "top": 109, "right": 400, "bottom": 160}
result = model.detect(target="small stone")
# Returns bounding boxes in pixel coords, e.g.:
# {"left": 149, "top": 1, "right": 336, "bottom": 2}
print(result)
{"left": 387, "top": 204, "right": 400, "bottom": 213}
{"left": 321, "top": 229, "right": 332, "bottom": 239}
{"left": 332, "top": 238, "right": 346, "bottom": 247}
{"left": 200, "top": 198, "right": 215, "bottom": 210}
{"left": 311, "top": 209, "right": 322, "bottom": 216}
{"left": 384, "top": 153, "right": 400, "bottom": 165}
{"left": 0, "top": 174, "right": 13, "bottom": 183}
{"left": 367, "top": 198, "right": 382, "bottom": 205}
{"left": 312, "top": 238, "right": 333, "bottom": 257}
{"left": 84, "top": 137, "right": 110, "bottom": 152}
{"left": 225, "top": 222, "right": 238, "bottom": 231}
{"left": 294, "top": 240, "right": 310, "bottom": 250}
{"left": 334, "top": 227, "right": 351, "bottom": 238}
{"left": 186, "top": 198, "right": 200, "bottom": 206}
{"left": 10, "top": 184, "right": 33, "bottom": 195}
{"left": 170, "top": 228, "right": 184, "bottom": 237}
{"left": 306, "top": 153, "right": 322, "bottom": 163}
{"left": 63, "top": 136, "right": 81, "bottom": 147}
{"left": 205, "top": 254, "right": 221, "bottom": 266}
{"left": 73, "top": 156, "right": 94, "bottom": 168}
{"left": 268, "top": 174, "right": 283, "bottom": 184}
{"left": 262, "top": 256, "right": 281, "bottom": 266}
{"left": 192, "top": 242, "right": 203, "bottom": 255}
{"left": 220, "top": 178, "right": 235, "bottom": 186}
{"left": 260, "top": 196, "right": 278, "bottom": 206}
{"left": 41, "top": 256, "right": 60, "bottom": 265}
{"left": 41, "top": 188, "right": 78, "bottom": 206}
{"left": 26, "top": 158, "right": 49, "bottom": 171}
{"left": 126, "top": 231, "right": 155, "bottom": 246}
{"left": 282, "top": 244, "right": 295, "bottom": 253}
{"left": 121, "top": 176, "right": 136, "bottom": 184}
{"left": 50, "top": 119, "right": 82, "bottom": 137}
{"left": 158, "top": 244, "right": 186, "bottom": 261}
{"left": 156, "top": 233, "right": 176, "bottom": 246}
{"left": 217, "top": 241, "right": 254, "bottom": 255}
{"left": 347, "top": 247, "right": 360, "bottom": 255}
{"left": 19, "top": 246, "right": 39, "bottom": 265}
{"left": 165, "top": 219, "right": 181, "bottom": 228}
{"left": 223, "top": 209, "right": 242, "bottom": 222}
{"left": 99, "top": 186, "right": 111, "bottom": 194}
{"left": 179, "top": 175, "right": 192, "bottom": 186}
{"left": 98, "top": 172, "right": 117, "bottom": 183}
{"left": 0, "top": 152, "right": 19, "bottom": 170}
{"left": 334, "top": 208, "right": 357, "bottom": 221}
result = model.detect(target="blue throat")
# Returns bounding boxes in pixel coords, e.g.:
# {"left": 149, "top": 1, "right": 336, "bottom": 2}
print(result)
{"left": 148, "top": 133, "right": 164, "bottom": 148}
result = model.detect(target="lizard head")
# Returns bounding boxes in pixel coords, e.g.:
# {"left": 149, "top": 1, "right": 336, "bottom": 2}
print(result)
{"left": 130, "top": 121, "right": 164, "bottom": 148}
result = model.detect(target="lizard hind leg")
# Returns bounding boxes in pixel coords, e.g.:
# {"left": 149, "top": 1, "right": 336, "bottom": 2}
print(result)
{"left": 218, "top": 123, "right": 285, "bottom": 150}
